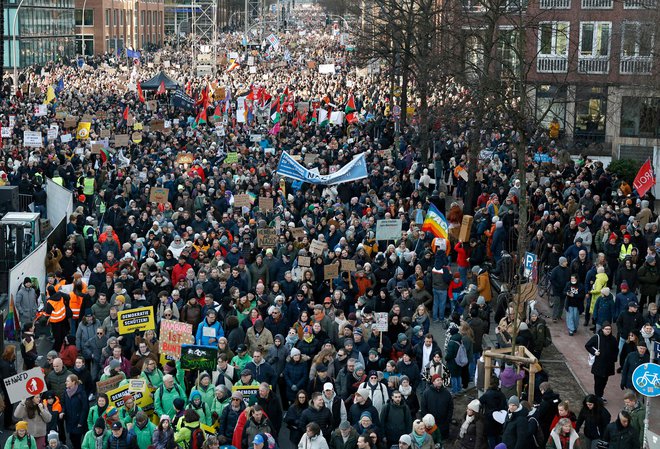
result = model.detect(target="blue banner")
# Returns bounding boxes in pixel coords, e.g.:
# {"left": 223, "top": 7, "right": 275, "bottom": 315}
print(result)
{"left": 127, "top": 49, "right": 141, "bottom": 59}
{"left": 277, "top": 152, "right": 368, "bottom": 185}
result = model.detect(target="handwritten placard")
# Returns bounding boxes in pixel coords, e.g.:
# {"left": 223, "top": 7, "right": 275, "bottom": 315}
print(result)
{"left": 257, "top": 228, "right": 277, "bottom": 248}
{"left": 310, "top": 239, "right": 326, "bottom": 256}
{"left": 149, "top": 187, "right": 169, "bottom": 204}
{"left": 291, "top": 227, "right": 306, "bottom": 240}
{"left": 259, "top": 197, "right": 273, "bottom": 212}
{"left": 324, "top": 263, "right": 339, "bottom": 280}
{"left": 114, "top": 134, "right": 130, "bottom": 147}
{"left": 298, "top": 256, "right": 311, "bottom": 267}
{"left": 234, "top": 194, "right": 251, "bottom": 208}
{"left": 341, "top": 259, "right": 357, "bottom": 272}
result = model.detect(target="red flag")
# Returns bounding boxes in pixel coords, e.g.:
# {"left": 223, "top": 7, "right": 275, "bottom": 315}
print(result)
{"left": 137, "top": 82, "right": 145, "bottom": 103}
{"left": 633, "top": 158, "right": 656, "bottom": 197}
{"left": 123, "top": 105, "right": 129, "bottom": 120}
{"left": 157, "top": 81, "right": 166, "bottom": 96}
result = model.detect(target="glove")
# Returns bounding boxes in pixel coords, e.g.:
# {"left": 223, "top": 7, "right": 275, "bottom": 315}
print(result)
{"left": 212, "top": 412, "right": 219, "bottom": 422}
{"left": 292, "top": 385, "right": 298, "bottom": 392}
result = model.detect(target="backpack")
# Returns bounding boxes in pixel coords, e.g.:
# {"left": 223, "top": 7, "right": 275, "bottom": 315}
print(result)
{"left": 10, "top": 436, "right": 32, "bottom": 449}
{"left": 441, "top": 266, "right": 452, "bottom": 284}
{"left": 453, "top": 340, "right": 469, "bottom": 367}
{"left": 542, "top": 324, "right": 552, "bottom": 348}
{"left": 190, "top": 427, "right": 206, "bottom": 449}
{"left": 528, "top": 416, "right": 545, "bottom": 449}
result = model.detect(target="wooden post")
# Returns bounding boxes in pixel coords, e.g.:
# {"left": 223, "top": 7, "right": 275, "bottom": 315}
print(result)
{"left": 484, "top": 354, "right": 492, "bottom": 392}
{"left": 516, "top": 346, "right": 525, "bottom": 397}
{"left": 528, "top": 363, "right": 537, "bottom": 405}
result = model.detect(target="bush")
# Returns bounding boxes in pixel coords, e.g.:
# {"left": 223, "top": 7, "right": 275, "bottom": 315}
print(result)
{"left": 607, "top": 159, "right": 642, "bottom": 185}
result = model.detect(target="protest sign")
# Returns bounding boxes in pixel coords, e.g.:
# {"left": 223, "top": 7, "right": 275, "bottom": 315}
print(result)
{"left": 96, "top": 374, "right": 124, "bottom": 394}
{"left": 149, "top": 187, "right": 169, "bottom": 204}
{"left": 234, "top": 194, "right": 251, "bottom": 208}
{"left": 257, "top": 228, "right": 277, "bottom": 248}
{"left": 180, "top": 345, "right": 218, "bottom": 371}
{"left": 131, "top": 132, "right": 142, "bottom": 143}
{"left": 259, "top": 197, "right": 273, "bottom": 211}
{"left": 114, "top": 134, "right": 130, "bottom": 147}
{"left": 91, "top": 143, "right": 104, "bottom": 154}
{"left": 117, "top": 306, "right": 155, "bottom": 334}
{"left": 106, "top": 381, "right": 152, "bottom": 412}
{"left": 159, "top": 319, "right": 195, "bottom": 359}
{"left": 23, "top": 131, "right": 42, "bottom": 148}
{"left": 175, "top": 153, "right": 194, "bottom": 165}
{"left": 291, "top": 227, "right": 306, "bottom": 240}
{"left": 60, "top": 134, "right": 72, "bottom": 143}
{"left": 146, "top": 100, "right": 158, "bottom": 111}
{"left": 47, "top": 127, "right": 58, "bottom": 141}
{"left": 309, "top": 239, "right": 326, "bottom": 256}
{"left": 376, "top": 219, "right": 403, "bottom": 241}
{"left": 341, "top": 259, "right": 357, "bottom": 272}
{"left": 150, "top": 119, "right": 165, "bottom": 132}
{"left": 224, "top": 152, "right": 238, "bottom": 164}
{"left": 373, "top": 312, "right": 389, "bottom": 331}
{"left": 63, "top": 117, "right": 78, "bottom": 128}
{"left": 100, "top": 129, "right": 111, "bottom": 138}
{"left": 1, "top": 127, "right": 12, "bottom": 138}
{"left": 324, "top": 263, "right": 339, "bottom": 280}
{"left": 298, "top": 256, "right": 311, "bottom": 267}
{"left": 3, "top": 368, "right": 47, "bottom": 404}
{"left": 232, "top": 385, "right": 264, "bottom": 406}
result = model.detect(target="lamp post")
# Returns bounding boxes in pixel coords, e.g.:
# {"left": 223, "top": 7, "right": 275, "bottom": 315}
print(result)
{"left": 12, "top": 0, "right": 27, "bottom": 91}
{"left": 79, "top": 0, "right": 89, "bottom": 56}
{"left": 327, "top": 14, "right": 348, "bottom": 29}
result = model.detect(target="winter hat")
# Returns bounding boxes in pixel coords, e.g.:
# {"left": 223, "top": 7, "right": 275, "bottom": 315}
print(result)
{"left": 94, "top": 418, "right": 106, "bottom": 430}
{"left": 449, "top": 327, "right": 459, "bottom": 335}
{"left": 290, "top": 348, "right": 301, "bottom": 357}
{"left": 109, "top": 359, "right": 121, "bottom": 370}
{"left": 477, "top": 296, "right": 486, "bottom": 306}
{"left": 519, "top": 322, "right": 528, "bottom": 331}
{"left": 15, "top": 421, "right": 28, "bottom": 431}
{"left": 621, "top": 281, "right": 629, "bottom": 290}
{"left": 468, "top": 399, "right": 481, "bottom": 413}
{"left": 508, "top": 396, "right": 520, "bottom": 406}
{"left": 159, "top": 415, "right": 171, "bottom": 423}
{"left": 324, "top": 383, "right": 334, "bottom": 391}
{"left": 360, "top": 411, "right": 372, "bottom": 421}
{"left": 494, "top": 444, "right": 507, "bottom": 449}
{"left": 47, "top": 432, "right": 59, "bottom": 442}
{"left": 601, "top": 287, "right": 611, "bottom": 296}
{"left": 397, "top": 333, "right": 408, "bottom": 343}
{"left": 399, "top": 435, "right": 412, "bottom": 446}
{"left": 423, "top": 414, "right": 436, "bottom": 427}
{"left": 431, "top": 374, "right": 442, "bottom": 383}
{"left": 646, "top": 255, "right": 655, "bottom": 264}
{"left": 253, "top": 435, "right": 264, "bottom": 445}
{"left": 339, "top": 420, "right": 351, "bottom": 430}
{"left": 559, "top": 257, "right": 568, "bottom": 265}
{"left": 356, "top": 388, "right": 370, "bottom": 400}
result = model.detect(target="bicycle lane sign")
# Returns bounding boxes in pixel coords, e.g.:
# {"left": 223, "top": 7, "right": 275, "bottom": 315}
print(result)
{"left": 632, "top": 362, "right": 660, "bottom": 397}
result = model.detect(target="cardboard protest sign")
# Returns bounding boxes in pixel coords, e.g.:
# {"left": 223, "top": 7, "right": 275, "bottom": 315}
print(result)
{"left": 309, "top": 239, "right": 326, "bottom": 256}
{"left": 459, "top": 215, "right": 473, "bottom": 243}
{"left": 224, "top": 152, "right": 238, "bottom": 164}
{"left": 298, "top": 256, "right": 311, "bottom": 267}
{"left": 159, "top": 319, "right": 195, "bottom": 359}
{"left": 257, "top": 228, "right": 277, "bottom": 248}
{"left": 233, "top": 194, "right": 251, "bottom": 208}
{"left": 91, "top": 143, "right": 104, "bottom": 154}
{"left": 100, "top": 129, "right": 111, "bottom": 139}
{"left": 149, "top": 187, "right": 169, "bottom": 204}
{"left": 96, "top": 374, "right": 124, "bottom": 394}
{"left": 63, "top": 117, "right": 78, "bottom": 128}
{"left": 324, "top": 263, "right": 339, "bottom": 280}
{"left": 150, "top": 119, "right": 165, "bottom": 132}
{"left": 341, "top": 259, "right": 357, "bottom": 272}
{"left": 376, "top": 219, "right": 403, "bottom": 241}
{"left": 117, "top": 306, "right": 155, "bottom": 334}
{"left": 3, "top": 368, "right": 47, "bottom": 404}
{"left": 114, "top": 134, "right": 130, "bottom": 147}
{"left": 146, "top": 100, "right": 158, "bottom": 111}
{"left": 175, "top": 153, "right": 194, "bottom": 165}
{"left": 23, "top": 131, "right": 42, "bottom": 148}
{"left": 180, "top": 345, "right": 218, "bottom": 372}
{"left": 259, "top": 197, "right": 273, "bottom": 211}
{"left": 291, "top": 228, "right": 306, "bottom": 240}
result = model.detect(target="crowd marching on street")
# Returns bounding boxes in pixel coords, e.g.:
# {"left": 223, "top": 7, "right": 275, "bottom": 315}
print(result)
{"left": 0, "top": 5, "right": 659, "bottom": 449}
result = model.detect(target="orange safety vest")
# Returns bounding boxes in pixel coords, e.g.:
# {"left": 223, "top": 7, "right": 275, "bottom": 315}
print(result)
{"left": 43, "top": 397, "right": 62, "bottom": 413}
{"left": 53, "top": 279, "right": 66, "bottom": 292}
{"left": 69, "top": 292, "right": 83, "bottom": 319}
{"left": 46, "top": 298, "right": 67, "bottom": 323}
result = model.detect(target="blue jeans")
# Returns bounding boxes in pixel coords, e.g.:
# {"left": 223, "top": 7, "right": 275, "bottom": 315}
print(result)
{"left": 459, "top": 266, "right": 468, "bottom": 286}
{"left": 451, "top": 376, "right": 461, "bottom": 393}
{"left": 566, "top": 307, "right": 579, "bottom": 333}
{"left": 433, "top": 289, "right": 448, "bottom": 321}
{"left": 469, "top": 352, "right": 480, "bottom": 381}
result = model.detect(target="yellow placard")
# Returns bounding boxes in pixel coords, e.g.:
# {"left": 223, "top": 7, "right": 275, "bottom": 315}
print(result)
{"left": 106, "top": 380, "right": 154, "bottom": 415}
{"left": 76, "top": 122, "right": 91, "bottom": 140}
{"left": 117, "top": 306, "right": 155, "bottom": 334}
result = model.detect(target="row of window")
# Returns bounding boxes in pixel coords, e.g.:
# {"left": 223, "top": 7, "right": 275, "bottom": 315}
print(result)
{"left": 539, "top": 21, "right": 653, "bottom": 59}
{"left": 18, "top": 8, "right": 75, "bottom": 37}
{"left": 3, "top": 36, "right": 75, "bottom": 67}
{"left": 104, "top": 34, "right": 161, "bottom": 51}
{"left": 104, "top": 9, "right": 162, "bottom": 27}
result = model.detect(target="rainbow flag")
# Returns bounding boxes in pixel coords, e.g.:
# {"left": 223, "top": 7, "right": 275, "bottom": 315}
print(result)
{"left": 4, "top": 295, "right": 20, "bottom": 341}
{"left": 422, "top": 203, "right": 449, "bottom": 239}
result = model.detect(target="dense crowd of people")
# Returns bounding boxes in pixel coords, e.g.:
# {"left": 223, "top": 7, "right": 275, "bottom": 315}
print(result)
{"left": 0, "top": 5, "right": 659, "bottom": 449}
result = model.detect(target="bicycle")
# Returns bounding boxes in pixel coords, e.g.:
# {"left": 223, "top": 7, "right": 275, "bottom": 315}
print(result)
{"left": 538, "top": 265, "right": 552, "bottom": 298}
{"left": 635, "top": 371, "right": 660, "bottom": 389}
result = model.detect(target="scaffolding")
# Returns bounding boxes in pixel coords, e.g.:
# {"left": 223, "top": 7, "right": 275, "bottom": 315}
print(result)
{"left": 192, "top": 0, "right": 217, "bottom": 75}
{"left": 244, "top": 0, "right": 263, "bottom": 43}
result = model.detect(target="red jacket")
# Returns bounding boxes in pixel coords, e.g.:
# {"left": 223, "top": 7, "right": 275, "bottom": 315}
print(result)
{"left": 171, "top": 262, "right": 192, "bottom": 285}
{"left": 454, "top": 242, "right": 469, "bottom": 268}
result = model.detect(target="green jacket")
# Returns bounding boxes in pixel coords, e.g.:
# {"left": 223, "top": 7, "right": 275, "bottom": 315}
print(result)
{"left": 155, "top": 383, "right": 187, "bottom": 418}
{"left": 231, "top": 354, "right": 253, "bottom": 371}
{"left": 87, "top": 406, "right": 106, "bottom": 431}
{"left": 174, "top": 420, "right": 202, "bottom": 449}
{"left": 133, "top": 420, "right": 157, "bottom": 449}
{"left": 628, "top": 402, "right": 646, "bottom": 447}
{"left": 210, "top": 396, "right": 231, "bottom": 417}
{"left": 3, "top": 435, "right": 37, "bottom": 449}
{"left": 81, "top": 429, "right": 109, "bottom": 449}
{"left": 140, "top": 368, "right": 164, "bottom": 389}
{"left": 192, "top": 385, "right": 215, "bottom": 411}
{"left": 119, "top": 405, "right": 142, "bottom": 426}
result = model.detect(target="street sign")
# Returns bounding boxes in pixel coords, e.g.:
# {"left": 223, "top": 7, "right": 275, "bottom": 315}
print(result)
{"left": 633, "top": 363, "right": 660, "bottom": 397}
{"left": 523, "top": 252, "right": 537, "bottom": 280}
{"left": 3, "top": 368, "right": 47, "bottom": 403}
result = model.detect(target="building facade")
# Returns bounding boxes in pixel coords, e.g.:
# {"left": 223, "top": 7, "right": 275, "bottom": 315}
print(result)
{"left": 450, "top": 0, "right": 660, "bottom": 160}
{"left": 3, "top": 0, "right": 76, "bottom": 69}
{"left": 75, "top": 0, "right": 165, "bottom": 56}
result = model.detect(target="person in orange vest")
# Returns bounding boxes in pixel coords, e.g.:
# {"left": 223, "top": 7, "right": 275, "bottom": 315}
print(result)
{"left": 68, "top": 279, "right": 88, "bottom": 336}
{"left": 42, "top": 390, "right": 62, "bottom": 436}
{"left": 44, "top": 286, "right": 71, "bottom": 352}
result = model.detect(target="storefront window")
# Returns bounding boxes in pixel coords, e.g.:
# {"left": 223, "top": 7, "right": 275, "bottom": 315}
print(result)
{"left": 575, "top": 86, "right": 607, "bottom": 135}
{"left": 620, "top": 96, "right": 660, "bottom": 138}
{"left": 536, "top": 85, "right": 567, "bottom": 130}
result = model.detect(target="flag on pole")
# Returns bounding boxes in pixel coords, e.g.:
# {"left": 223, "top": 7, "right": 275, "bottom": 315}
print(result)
{"left": 137, "top": 82, "right": 145, "bottom": 103}
{"left": 226, "top": 61, "right": 240, "bottom": 73}
{"left": 123, "top": 105, "right": 130, "bottom": 121}
{"left": 633, "top": 158, "right": 656, "bottom": 197}
{"left": 44, "top": 86, "right": 56, "bottom": 104}
{"left": 55, "top": 78, "right": 64, "bottom": 95}
{"left": 195, "top": 108, "right": 208, "bottom": 126}
{"left": 3, "top": 295, "right": 19, "bottom": 341}
{"left": 156, "top": 81, "right": 166, "bottom": 96}
{"left": 100, "top": 147, "right": 110, "bottom": 164}
{"left": 345, "top": 94, "right": 358, "bottom": 124}
{"left": 421, "top": 203, "right": 449, "bottom": 239}
{"left": 212, "top": 105, "right": 222, "bottom": 121}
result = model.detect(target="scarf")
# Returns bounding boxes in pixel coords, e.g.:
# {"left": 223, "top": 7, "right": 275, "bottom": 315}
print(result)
{"left": 286, "top": 335, "right": 299, "bottom": 348}
{"left": 95, "top": 433, "right": 105, "bottom": 449}
{"left": 303, "top": 334, "right": 314, "bottom": 344}
{"left": 66, "top": 384, "right": 78, "bottom": 398}
{"left": 460, "top": 414, "right": 475, "bottom": 438}
{"left": 399, "top": 385, "right": 412, "bottom": 397}
{"left": 412, "top": 431, "right": 427, "bottom": 447}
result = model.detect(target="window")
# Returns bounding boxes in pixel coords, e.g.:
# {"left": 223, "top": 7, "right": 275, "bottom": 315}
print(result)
{"left": 141, "top": 11, "right": 145, "bottom": 26}
{"left": 620, "top": 97, "right": 660, "bottom": 138}
{"left": 120, "top": 10, "right": 124, "bottom": 26}
{"left": 498, "top": 28, "right": 520, "bottom": 76}
{"left": 114, "top": 9, "right": 118, "bottom": 26}
{"left": 536, "top": 85, "right": 567, "bottom": 130}
{"left": 75, "top": 9, "right": 94, "bottom": 26}
{"left": 575, "top": 87, "right": 607, "bottom": 134}
{"left": 539, "top": 22, "right": 569, "bottom": 56}
{"left": 75, "top": 35, "right": 94, "bottom": 55}
{"left": 105, "top": 9, "right": 110, "bottom": 26}
{"left": 621, "top": 22, "right": 654, "bottom": 57}
{"left": 580, "top": 22, "right": 610, "bottom": 56}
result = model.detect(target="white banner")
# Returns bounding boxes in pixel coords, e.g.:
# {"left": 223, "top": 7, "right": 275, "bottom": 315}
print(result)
{"left": 376, "top": 219, "right": 403, "bottom": 241}
{"left": 23, "top": 131, "right": 43, "bottom": 147}
{"left": 319, "top": 64, "right": 335, "bottom": 74}
{"left": 1, "top": 127, "right": 11, "bottom": 138}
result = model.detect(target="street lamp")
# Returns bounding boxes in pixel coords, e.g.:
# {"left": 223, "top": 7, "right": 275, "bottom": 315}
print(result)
{"left": 327, "top": 14, "right": 348, "bottom": 29}
{"left": 12, "top": 0, "right": 27, "bottom": 91}
{"left": 80, "top": 0, "right": 89, "bottom": 57}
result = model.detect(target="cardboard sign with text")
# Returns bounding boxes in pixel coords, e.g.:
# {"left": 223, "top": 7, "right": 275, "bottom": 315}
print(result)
{"left": 309, "top": 239, "right": 326, "bottom": 256}
{"left": 459, "top": 215, "right": 473, "bottom": 243}
{"left": 96, "top": 374, "right": 124, "bottom": 394}
{"left": 298, "top": 256, "right": 311, "bottom": 267}
{"left": 233, "top": 194, "right": 251, "bottom": 208}
{"left": 257, "top": 228, "right": 277, "bottom": 248}
{"left": 100, "top": 129, "right": 111, "bottom": 139}
{"left": 324, "top": 263, "right": 339, "bottom": 280}
{"left": 149, "top": 187, "right": 169, "bottom": 204}
{"left": 114, "top": 134, "right": 130, "bottom": 147}
{"left": 180, "top": 345, "right": 218, "bottom": 372}
{"left": 341, "top": 259, "right": 357, "bottom": 272}
{"left": 159, "top": 319, "right": 195, "bottom": 359}
{"left": 259, "top": 197, "right": 273, "bottom": 211}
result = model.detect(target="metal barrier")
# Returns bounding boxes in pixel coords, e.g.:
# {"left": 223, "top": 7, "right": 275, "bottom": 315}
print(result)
{"left": 18, "top": 194, "right": 33, "bottom": 211}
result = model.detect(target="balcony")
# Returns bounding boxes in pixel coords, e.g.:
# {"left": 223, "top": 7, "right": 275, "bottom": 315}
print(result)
{"left": 620, "top": 56, "right": 653, "bottom": 74}
{"left": 537, "top": 55, "right": 568, "bottom": 73}
{"left": 623, "top": 0, "right": 656, "bottom": 8}
{"left": 581, "top": 0, "right": 613, "bottom": 7}
{"left": 462, "top": 0, "right": 486, "bottom": 12}
{"left": 578, "top": 56, "right": 610, "bottom": 74}
{"left": 540, "top": 0, "right": 571, "bottom": 8}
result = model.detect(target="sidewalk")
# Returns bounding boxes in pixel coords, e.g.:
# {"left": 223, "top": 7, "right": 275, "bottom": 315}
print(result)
{"left": 536, "top": 299, "right": 625, "bottom": 417}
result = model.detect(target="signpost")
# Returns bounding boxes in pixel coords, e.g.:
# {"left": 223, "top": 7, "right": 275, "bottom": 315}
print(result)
{"left": 523, "top": 252, "right": 537, "bottom": 281}
{"left": 633, "top": 363, "right": 660, "bottom": 397}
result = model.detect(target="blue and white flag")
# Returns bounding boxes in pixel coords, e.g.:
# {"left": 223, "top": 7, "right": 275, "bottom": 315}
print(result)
{"left": 277, "top": 152, "right": 368, "bottom": 185}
